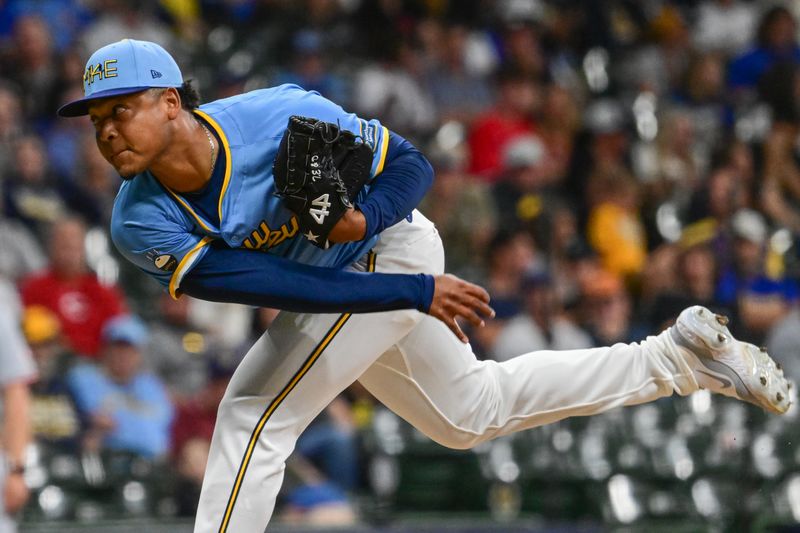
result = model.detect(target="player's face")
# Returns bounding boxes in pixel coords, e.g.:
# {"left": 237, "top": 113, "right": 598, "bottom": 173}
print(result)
{"left": 87, "top": 90, "right": 171, "bottom": 179}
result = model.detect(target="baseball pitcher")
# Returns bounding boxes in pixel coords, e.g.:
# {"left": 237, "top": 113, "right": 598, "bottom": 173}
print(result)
{"left": 58, "top": 40, "right": 791, "bottom": 533}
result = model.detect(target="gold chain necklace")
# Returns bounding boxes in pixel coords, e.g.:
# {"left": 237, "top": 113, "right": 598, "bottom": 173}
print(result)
{"left": 200, "top": 122, "right": 217, "bottom": 176}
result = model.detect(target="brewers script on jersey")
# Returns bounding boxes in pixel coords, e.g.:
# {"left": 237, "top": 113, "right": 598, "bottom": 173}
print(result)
{"left": 58, "top": 39, "right": 791, "bottom": 533}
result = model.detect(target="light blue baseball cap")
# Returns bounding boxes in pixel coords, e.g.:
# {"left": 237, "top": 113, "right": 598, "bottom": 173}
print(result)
{"left": 57, "top": 39, "right": 183, "bottom": 117}
{"left": 102, "top": 315, "right": 149, "bottom": 348}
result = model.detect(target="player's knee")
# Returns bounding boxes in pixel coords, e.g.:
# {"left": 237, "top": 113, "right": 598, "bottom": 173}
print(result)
{"left": 424, "top": 417, "right": 497, "bottom": 450}
{"left": 429, "top": 430, "right": 484, "bottom": 450}
{"left": 428, "top": 365, "right": 504, "bottom": 450}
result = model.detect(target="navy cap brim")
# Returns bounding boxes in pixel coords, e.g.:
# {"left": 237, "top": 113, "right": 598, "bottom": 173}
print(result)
{"left": 57, "top": 86, "right": 154, "bottom": 117}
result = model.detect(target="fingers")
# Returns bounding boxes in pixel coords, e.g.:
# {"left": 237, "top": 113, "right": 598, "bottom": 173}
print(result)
{"left": 444, "top": 276, "right": 492, "bottom": 310}
{"left": 469, "top": 296, "right": 495, "bottom": 319}
{"left": 460, "top": 283, "right": 494, "bottom": 318}
{"left": 462, "top": 280, "right": 491, "bottom": 304}
{"left": 447, "top": 316, "right": 469, "bottom": 344}
{"left": 430, "top": 274, "right": 496, "bottom": 343}
{"left": 429, "top": 303, "right": 471, "bottom": 343}
{"left": 457, "top": 303, "right": 487, "bottom": 329}
{"left": 456, "top": 291, "right": 495, "bottom": 321}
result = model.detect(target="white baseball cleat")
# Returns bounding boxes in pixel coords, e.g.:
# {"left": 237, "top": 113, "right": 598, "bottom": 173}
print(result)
{"left": 670, "top": 305, "right": 792, "bottom": 415}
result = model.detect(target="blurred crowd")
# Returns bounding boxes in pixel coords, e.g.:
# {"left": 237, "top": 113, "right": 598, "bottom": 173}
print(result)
{"left": 3, "top": 0, "right": 800, "bottom": 527}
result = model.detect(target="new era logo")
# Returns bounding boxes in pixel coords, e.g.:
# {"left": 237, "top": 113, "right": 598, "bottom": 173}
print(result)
{"left": 150, "top": 69, "right": 162, "bottom": 79}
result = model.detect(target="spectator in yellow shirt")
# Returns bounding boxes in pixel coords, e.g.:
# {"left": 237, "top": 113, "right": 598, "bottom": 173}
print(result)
{"left": 587, "top": 175, "right": 647, "bottom": 278}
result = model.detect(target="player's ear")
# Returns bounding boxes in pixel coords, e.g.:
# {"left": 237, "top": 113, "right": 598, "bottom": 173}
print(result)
{"left": 163, "top": 87, "right": 182, "bottom": 119}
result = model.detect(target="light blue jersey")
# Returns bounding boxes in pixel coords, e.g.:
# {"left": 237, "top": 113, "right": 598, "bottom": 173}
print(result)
{"left": 110, "top": 84, "right": 390, "bottom": 298}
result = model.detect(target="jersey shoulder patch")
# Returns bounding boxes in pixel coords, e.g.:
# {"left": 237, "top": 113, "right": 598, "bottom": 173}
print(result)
{"left": 111, "top": 175, "right": 210, "bottom": 291}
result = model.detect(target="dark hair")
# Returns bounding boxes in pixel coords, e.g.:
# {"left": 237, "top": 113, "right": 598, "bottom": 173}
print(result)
{"left": 495, "top": 65, "right": 536, "bottom": 86}
{"left": 757, "top": 6, "right": 795, "bottom": 47}
{"left": 487, "top": 227, "right": 533, "bottom": 257}
{"left": 758, "top": 62, "right": 800, "bottom": 123}
{"left": 708, "top": 134, "right": 746, "bottom": 173}
{"left": 177, "top": 80, "right": 201, "bottom": 110}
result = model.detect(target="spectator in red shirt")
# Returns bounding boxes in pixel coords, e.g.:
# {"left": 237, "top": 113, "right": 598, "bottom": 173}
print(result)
{"left": 467, "top": 67, "right": 540, "bottom": 180}
{"left": 19, "top": 216, "right": 127, "bottom": 358}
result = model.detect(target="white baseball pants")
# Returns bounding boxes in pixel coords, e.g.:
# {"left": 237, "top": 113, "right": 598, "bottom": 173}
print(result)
{"left": 194, "top": 211, "right": 700, "bottom": 532}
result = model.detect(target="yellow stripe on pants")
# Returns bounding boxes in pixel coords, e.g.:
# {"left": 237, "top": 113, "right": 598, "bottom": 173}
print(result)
{"left": 218, "top": 250, "right": 376, "bottom": 532}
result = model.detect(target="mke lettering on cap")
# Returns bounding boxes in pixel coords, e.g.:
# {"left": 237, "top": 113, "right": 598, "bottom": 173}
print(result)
{"left": 83, "top": 59, "right": 118, "bottom": 85}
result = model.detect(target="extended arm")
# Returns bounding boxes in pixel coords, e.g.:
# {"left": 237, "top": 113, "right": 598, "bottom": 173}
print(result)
{"left": 180, "top": 244, "right": 493, "bottom": 343}
{"left": 181, "top": 243, "right": 436, "bottom": 313}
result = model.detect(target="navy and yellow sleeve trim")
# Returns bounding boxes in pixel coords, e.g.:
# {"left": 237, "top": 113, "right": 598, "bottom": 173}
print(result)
{"left": 358, "top": 119, "right": 390, "bottom": 177}
{"left": 375, "top": 125, "right": 390, "bottom": 175}
{"left": 169, "top": 236, "right": 214, "bottom": 299}
{"left": 357, "top": 131, "right": 434, "bottom": 239}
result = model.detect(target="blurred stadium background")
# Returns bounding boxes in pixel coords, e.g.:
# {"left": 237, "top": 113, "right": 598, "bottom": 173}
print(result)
{"left": 3, "top": 0, "right": 800, "bottom": 531}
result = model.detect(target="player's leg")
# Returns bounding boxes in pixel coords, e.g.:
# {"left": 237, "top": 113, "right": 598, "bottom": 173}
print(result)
{"left": 357, "top": 212, "right": 790, "bottom": 449}
{"left": 358, "top": 314, "right": 699, "bottom": 449}
{"left": 359, "top": 307, "right": 791, "bottom": 450}
{"left": 354, "top": 212, "right": 695, "bottom": 447}
{"left": 194, "top": 216, "right": 443, "bottom": 533}
{"left": 193, "top": 307, "right": 421, "bottom": 533}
